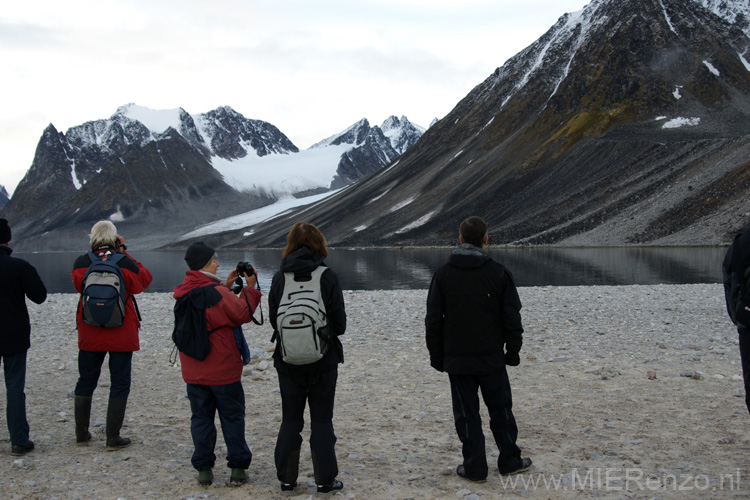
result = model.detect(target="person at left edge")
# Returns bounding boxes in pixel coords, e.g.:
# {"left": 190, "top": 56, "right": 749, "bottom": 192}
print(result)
{"left": 71, "top": 221, "right": 153, "bottom": 450}
{"left": 174, "top": 241, "right": 261, "bottom": 486}
{"left": 0, "top": 218, "right": 47, "bottom": 456}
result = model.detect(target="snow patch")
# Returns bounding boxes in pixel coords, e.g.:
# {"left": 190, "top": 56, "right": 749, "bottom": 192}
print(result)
{"left": 659, "top": 0, "right": 678, "bottom": 35}
{"left": 109, "top": 208, "right": 125, "bottom": 222}
{"left": 672, "top": 86, "right": 682, "bottom": 100}
{"left": 740, "top": 52, "right": 750, "bottom": 72}
{"left": 71, "top": 164, "right": 82, "bottom": 190}
{"left": 453, "top": 150, "right": 464, "bottom": 159}
{"left": 662, "top": 117, "right": 701, "bottom": 129}
{"left": 354, "top": 225, "right": 368, "bottom": 232}
{"left": 381, "top": 159, "right": 401, "bottom": 175}
{"left": 179, "top": 190, "right": 341, "bottom": 240}
{"left": 703, "top": 60, "right": 720, "bottom": 76}
{"left": 655, "top": 116, "right": 667, "bottom": 121}
{"left": 368, "top": 189, "right": 390, "bottom": 204}
{"left": 396, "top": 211, "right": 436, "bottom": 234}
{"left": 389, "top": 196, "right": 416, "bottom": 213}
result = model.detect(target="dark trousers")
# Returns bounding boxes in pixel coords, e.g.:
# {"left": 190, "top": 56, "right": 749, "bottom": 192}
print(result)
{"left": 74, "top": 350, "right": 132, "bottom": 400}
{"left": 739, "top": 325, "right": 750, "bottom": 414}
{"left": 2, "top": 351, "right": 30, "bottom": 446}
{"left": 186, "top": 382, "right": 252, "bottom": 471}
{"left": 275, "top": 366, "right": 338, "bottom": 485}
{"left": 449, "top": 368, "right": 522, "bottom": 478}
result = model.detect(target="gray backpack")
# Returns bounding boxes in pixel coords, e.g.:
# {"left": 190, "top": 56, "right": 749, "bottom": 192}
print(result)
{"left": 276, "top": 267, "right": 329, "bottom": 365}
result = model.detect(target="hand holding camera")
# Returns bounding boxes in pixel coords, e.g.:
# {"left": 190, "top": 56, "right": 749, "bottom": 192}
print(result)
{"left": 232, "top": 261, "right": 258, "bottom": 294}
{"left": 115, "top": 235, "right": 127, "bottom": 251}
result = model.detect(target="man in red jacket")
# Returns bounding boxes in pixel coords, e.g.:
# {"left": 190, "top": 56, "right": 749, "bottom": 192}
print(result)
{"left": 174, "top": 241, "right": 261, "bottom": 486}
{"left": 71, "top": 221, "right": 152, "bottom": 450}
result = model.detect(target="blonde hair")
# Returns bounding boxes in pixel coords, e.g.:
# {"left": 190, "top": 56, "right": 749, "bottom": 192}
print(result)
{"left": 90, "top": 220, "right": 118, "bottom": 247}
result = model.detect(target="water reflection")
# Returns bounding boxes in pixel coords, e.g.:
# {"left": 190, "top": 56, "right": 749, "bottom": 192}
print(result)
{"left": 17, "top": 246, "right": 727, "bottom": 293}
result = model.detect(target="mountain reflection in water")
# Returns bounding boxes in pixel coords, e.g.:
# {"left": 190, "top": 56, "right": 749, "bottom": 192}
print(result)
{"left": 18, "top": 246, "right": 727, "bottom": 294}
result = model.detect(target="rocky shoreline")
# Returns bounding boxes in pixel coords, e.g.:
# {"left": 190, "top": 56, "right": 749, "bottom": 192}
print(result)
{"left": 2, "top": 285, "right": 748, "bottom": 499}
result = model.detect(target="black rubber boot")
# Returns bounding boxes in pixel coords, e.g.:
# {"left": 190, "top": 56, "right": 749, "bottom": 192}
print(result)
{"left": 105, "top": 398, "right": 131, "bottom": 450}
{"left": 74, "top": 395, "right": 93, "bottom": 445}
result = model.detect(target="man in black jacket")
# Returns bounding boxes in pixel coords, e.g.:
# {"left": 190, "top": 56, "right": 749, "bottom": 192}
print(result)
{"left": 425, "top": 216, "right": 531, "bottom": 481}
{"left": 0, "top": 219, "right": 47, "bottom": 456}
{"left": 723, "top": 228, "right": 750, "bottom": 414}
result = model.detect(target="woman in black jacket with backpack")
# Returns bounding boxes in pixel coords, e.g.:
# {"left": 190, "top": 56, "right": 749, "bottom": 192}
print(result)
{"left": 268, "top": 222, "right": 346, "bottom": 496}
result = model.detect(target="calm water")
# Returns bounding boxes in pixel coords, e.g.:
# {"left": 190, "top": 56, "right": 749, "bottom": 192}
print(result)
{"left": 16, "top": 246, "right": 728, "bottom": 294}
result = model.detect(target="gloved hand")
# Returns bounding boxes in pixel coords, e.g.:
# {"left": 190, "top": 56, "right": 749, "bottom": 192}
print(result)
{"left": 504, "top": 346, "right": 521, "bottom": 367}
{"left": 430, "top": 357, "right": 445, "bottom": 372}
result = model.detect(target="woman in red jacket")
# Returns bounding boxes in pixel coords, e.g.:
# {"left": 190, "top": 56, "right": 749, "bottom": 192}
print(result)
{"left": 71, "top": 221, "right": 153, "bottom": 450}
{"left": 174, "top": 242, "right": 261, "bottom": 486}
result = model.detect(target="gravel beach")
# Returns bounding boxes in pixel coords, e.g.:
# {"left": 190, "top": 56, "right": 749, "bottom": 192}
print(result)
{"left": 2, "top": 285, "right": 749, "bottom": 500}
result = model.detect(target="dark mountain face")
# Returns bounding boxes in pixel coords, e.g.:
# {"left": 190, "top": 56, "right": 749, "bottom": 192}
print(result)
{"left": 231, "top": 0, "right": 750, "bottom": 248}
{"left": 199, "top": 106, "right": 299, "bottom": 159}
{"left": 331, "top": 125, "right": 398, "bottom": 188}
{"left": 0, "top": 186, "right": 8, "bottom": 210}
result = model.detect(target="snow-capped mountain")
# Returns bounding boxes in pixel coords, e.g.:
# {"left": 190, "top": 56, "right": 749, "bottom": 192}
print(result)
{"left": 223, "top": 0, "right": 750, "bottom": 248}
{"left": 310, "top": 116, "right": 425, "bottom": 187}
{"left": 0, "top": 105, "right": 424, "bottom": 250}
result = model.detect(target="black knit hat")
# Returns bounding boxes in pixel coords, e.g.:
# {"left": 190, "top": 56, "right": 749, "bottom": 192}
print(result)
{"left": 0, "top": 219, "right": 10, "bottom": 244}
{"left": 184, "top": 242, "right": 216, "bottom": 270}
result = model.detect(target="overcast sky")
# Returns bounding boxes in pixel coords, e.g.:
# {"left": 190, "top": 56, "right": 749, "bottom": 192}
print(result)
{"left": 0, "top": 0, "right": 590, "bottom": 195}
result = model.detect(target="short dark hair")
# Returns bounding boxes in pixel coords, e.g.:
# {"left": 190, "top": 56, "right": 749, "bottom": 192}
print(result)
{"left": 459, "top": 216, "right": 488, "bottom": 247}
{"left": 282, "top": 222, "right": 328, "bottom": 258}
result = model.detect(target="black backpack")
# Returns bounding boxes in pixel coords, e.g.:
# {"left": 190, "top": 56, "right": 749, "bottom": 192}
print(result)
{"left": 172, "top": 284, "right": 222, "bottom": 361}
{"left": 81, "top": 251, "right": 130, "bottom": 328}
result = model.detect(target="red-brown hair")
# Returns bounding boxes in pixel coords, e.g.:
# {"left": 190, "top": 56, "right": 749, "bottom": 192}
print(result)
{"left": 282, "top": 222, "right": 329, "bottom": 258}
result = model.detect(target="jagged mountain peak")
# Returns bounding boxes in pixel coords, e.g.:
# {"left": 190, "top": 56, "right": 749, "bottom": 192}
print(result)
{"left": 311, "top": 116, "right": 424, "bottom": 154}
{"left": 380, "top": 116, "right": 425, "bottom": 155}
{"left": 311, "top": 118, "right": 372, "bottom": 149}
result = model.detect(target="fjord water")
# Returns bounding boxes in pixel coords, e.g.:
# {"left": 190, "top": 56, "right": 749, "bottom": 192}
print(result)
{"left": 19, "top": 246, "right": 727, "bottom": 294}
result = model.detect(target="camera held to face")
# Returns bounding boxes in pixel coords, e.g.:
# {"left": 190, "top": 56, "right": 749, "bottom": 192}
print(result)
{"left": 232, "top": 261, "right": 256, "bottom": 294}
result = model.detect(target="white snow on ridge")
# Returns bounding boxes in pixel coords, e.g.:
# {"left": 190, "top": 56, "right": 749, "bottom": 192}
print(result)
{"left": 662, "top": 117, "right": 701, "bottom": 129}
{"left": 119, "top": 104, "right": 183, "bottom": 134}
{"left": 179, "top": 190, "right": 342, "bottom": 241}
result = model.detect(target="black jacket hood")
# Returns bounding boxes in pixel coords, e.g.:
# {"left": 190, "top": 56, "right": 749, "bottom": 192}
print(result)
{"left": 449, "top": 243, "right": 491, "bottom": 269}
{"left": 279, "top": 246, "right": 327, "bottom": 274}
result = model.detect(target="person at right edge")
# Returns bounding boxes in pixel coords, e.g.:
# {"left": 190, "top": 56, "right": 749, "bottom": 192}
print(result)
{"left": 425, "top": 216, "right": 532, "bottom": 482}
{"left": 722, "top": 227, "right": 750, "bottom": 414}
{"left": 269, "top": 222, "right": 347, "bottom": 496}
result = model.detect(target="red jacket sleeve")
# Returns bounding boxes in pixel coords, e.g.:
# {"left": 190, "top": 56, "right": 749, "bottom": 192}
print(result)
{"left": 206, "top": 286, "right": 261, "bottom": 331}
{"left": 121, "top": 251, "right": 153, "bottom": 295}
